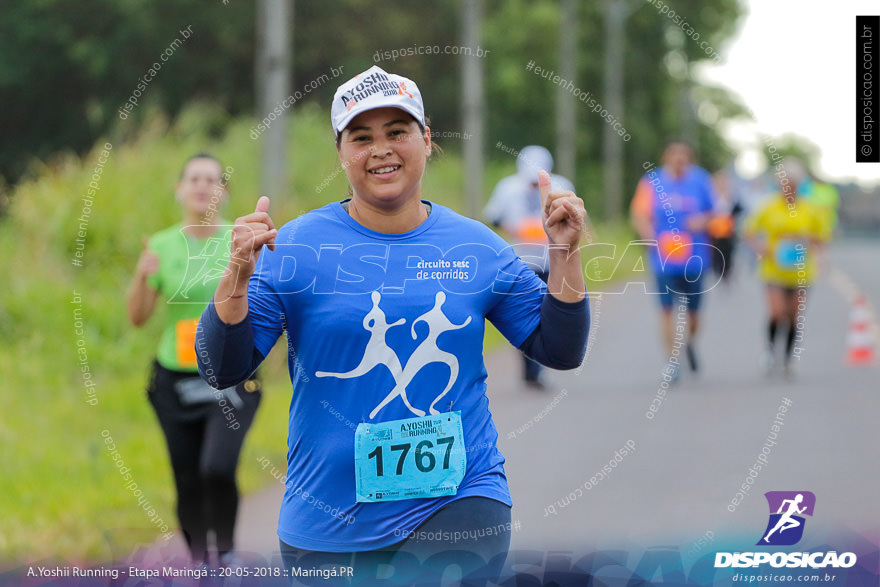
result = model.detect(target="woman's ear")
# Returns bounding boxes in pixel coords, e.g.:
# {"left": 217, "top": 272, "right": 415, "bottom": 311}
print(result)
{"left": 424, "top": 126, "right": 432, "bottom": 158}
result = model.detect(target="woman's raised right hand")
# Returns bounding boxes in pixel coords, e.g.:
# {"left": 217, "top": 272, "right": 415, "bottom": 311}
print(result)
{"left": 228, "top": 196, "right": 277, "bottom": 282}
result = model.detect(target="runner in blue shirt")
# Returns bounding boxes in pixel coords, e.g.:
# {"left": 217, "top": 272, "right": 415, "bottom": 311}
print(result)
{"left": 196, "top": 66, "right": 589, "bottom": 584}
{"left": 630, "top": 139, "right": 717, "bottom": 382}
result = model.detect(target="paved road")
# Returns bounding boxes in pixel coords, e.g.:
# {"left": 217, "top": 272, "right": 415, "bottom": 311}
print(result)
{"left": 141, "top": 239, "right": 879, "bottom": 564}
{"left": 494, "top": 238, "right": 879, "bottom": 552}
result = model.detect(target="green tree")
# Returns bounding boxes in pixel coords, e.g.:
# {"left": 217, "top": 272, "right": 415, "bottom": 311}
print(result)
{"left": 1, "top": 0, "right": 747, "bottom": 222}
{"left": 0, "top": 0, "right": 255, "bottom": 183}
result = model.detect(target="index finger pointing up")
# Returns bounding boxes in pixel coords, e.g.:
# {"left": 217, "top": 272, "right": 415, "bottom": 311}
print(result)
{"left": 538, "top": 170, "right": 552, "bottom": 217}
{"left": 255, "top": 195, "right": 271, "bottom": 214}
{"left": 253, "top": 195, "right": 277, "bottom": 249}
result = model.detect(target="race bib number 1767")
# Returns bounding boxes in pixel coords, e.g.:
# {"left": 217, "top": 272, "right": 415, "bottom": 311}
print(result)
{"left": 354, "top": 412, "right": 466, "bottom": 503}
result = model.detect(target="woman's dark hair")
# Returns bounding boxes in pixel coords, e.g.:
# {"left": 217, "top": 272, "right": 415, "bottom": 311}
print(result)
{"left": 179, "top": 152, "right": 224, "bottom": 180}
{"left": 663, "top": 138, "right": 694, "bottom": 155}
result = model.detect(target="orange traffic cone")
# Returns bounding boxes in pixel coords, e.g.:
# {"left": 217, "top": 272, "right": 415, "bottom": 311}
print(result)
{"left": 846, "top": 295, "right": 876, "bottom": 366}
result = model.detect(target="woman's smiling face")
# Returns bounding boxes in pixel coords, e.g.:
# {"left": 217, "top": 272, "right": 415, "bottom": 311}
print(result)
{"left": 337, "top": 107, "right": 431, "bottom": 210}
{"left": 177, "top": 157, "right": 225, "bottom": 216}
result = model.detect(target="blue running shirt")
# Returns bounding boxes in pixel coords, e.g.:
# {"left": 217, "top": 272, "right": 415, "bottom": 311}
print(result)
{"left": 635, "top": 165, "right": 716, "bottom": 276}
{"left": 247, "top": 201, "right": 545, "bottom": 551}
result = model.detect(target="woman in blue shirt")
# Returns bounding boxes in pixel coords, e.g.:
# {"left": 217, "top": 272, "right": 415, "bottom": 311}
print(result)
{"left": 197, "top": 66, "right": 589, "bottom": 584}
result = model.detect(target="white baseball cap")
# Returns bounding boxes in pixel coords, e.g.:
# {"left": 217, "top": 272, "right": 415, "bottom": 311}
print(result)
{"left": 516, "top": 145, "right": 554, "bottom": 182}
{"left": 331, "top": 66, "right": 425, "bottom": 136}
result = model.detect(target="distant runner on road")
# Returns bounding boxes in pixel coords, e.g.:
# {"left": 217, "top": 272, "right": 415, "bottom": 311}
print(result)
{"left": 744, "top": 160, "right": 830, "bottom": 377}
{"left": 484, "top": 145, "right": 579, "bottom": 389}
{"left": 708, "top": 169, "right": 743, "bottom": 286}
{"left": 630, "top": 139, "right": 718, "bottom": 382}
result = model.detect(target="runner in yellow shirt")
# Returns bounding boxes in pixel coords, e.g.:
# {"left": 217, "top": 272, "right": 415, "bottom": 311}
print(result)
{"left": 744, "top": 161, "right": 831, "bottom": 377}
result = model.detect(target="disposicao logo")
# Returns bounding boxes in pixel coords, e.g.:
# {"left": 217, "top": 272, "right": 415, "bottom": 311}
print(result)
{"left": 758, "top": 490, "right": 815, "bottom": 546}
{"left": 714, "top": 491, "right": 857, "bottom": 569}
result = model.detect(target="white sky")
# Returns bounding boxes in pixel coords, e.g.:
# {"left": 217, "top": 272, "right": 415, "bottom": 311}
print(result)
{"left": 695, "top": 0, "right": 880, "bottom": 187}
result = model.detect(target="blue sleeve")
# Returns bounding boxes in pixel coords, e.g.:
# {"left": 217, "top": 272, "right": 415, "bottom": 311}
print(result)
{"left": 518, "top": 294, "right": 590, "bottom": 370}
{"left": 486, "top": 241, "right": 589, "bottom": 369}
{"left": 486, "top": 252, "right": 547, "bottom": 347}
{"left": 247, "top": 246, "right": 286, "bottom": 358}
{"left": 195, "top": 245, "right": 284, "bottom": 389}
{"left": 196, "top": 300, "right": 266, "bottom": 388}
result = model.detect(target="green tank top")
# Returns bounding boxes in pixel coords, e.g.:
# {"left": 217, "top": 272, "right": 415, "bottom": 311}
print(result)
{"left": 146, "top": 222, "right": 232, "bottom": 372}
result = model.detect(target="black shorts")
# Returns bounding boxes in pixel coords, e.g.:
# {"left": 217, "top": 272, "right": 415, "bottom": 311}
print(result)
{"left": 146, "top": 360, "right": 261, "bottom": 424}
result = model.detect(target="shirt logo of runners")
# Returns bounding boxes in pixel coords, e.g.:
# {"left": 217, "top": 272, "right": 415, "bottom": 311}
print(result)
{"left": 174, "top": 234, "right": 230, "bottom": 300}
{"left": 758, "top": 491, "right": 816, "bottom": 546}
{"left": 316, "top": 290, "right": 471, "bottom": 419}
